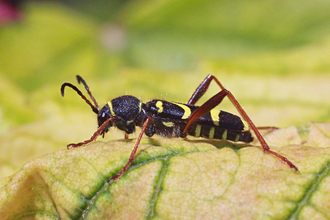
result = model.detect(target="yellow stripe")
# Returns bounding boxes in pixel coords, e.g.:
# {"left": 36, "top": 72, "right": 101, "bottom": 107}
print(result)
{"left": 195, "top": 125, "right": 201, "bottom": 137}
{"left": 175, "top": 103, "right": 191, "bottom": 119}
{"left": 138, "top": 101, "right": 142, "bottom": 113}
{"left": 210, "top": 110, "right": 220, "bottom": 126}
{"left": 163, "top": 122, "right": 174, "bottom": 127}
{"left": 242, "top": 120, "right": 249, "bottom": 131}
{"left": 156, "top": 101, "right": 163, "bottom": 113}
{"left": 222, "top": 129, "right": 228, "bottom": 140}
{"left": 108, "top": 101, "right": 115, "bottom": 116}
{"left": 209, "top": 127, "right": 215, "bottom": 139}
{"left": 234, "top": 134, "right": 240, "bottom": 142}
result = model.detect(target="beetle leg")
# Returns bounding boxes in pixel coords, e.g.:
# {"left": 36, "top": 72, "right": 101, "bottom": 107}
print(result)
{"left": 67, "top": 116, "right": 117, "bottom": 149}
{"left": 184, "top": 75, "right": 298, "bottom": 171}
{"left": 108, "top": 117, "right": 151, "bottom": 183}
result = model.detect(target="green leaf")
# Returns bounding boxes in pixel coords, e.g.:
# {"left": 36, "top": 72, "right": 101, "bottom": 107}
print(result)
{"left": 1, "top": 1, "right": 330, "bottom": 218}
{"left": 1, "top": 123, "right": 330, "bottom": 219}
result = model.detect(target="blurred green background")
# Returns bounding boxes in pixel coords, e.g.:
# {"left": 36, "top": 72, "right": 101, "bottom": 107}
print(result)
{"left": 0, "top": 0, "right": 329, "bottom": 179}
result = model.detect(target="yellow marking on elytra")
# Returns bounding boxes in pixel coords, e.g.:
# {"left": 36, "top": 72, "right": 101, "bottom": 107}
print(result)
{"left": 242, "top": 120, "right": 249, "bottom": 131}
{"left": 163, "top": 122, "right": 174, "bottom": 127}
{"left": 209, "top": 127, "right": 215, "bottom": 139}
{"left": 222, "top": 129, "right": 228, "bottom": 140}
{"left": 175, "top": 103, "right": 191, "bottom": 119}
{"left": 210, "top": 110, "right": 220, "bottom": 126}
{"left": 195, "top": 125, "right": 201, "bottom": 137}
{"left": 108, "top": 101, "right": 116, "bottom": 116}
{"left": 156, "top": 101, "right": 163, "bottom": 113}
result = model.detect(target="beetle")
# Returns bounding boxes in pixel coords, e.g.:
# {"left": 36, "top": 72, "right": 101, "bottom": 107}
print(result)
{"left": 61, "top": 75, "right": 298, "bottom": 182}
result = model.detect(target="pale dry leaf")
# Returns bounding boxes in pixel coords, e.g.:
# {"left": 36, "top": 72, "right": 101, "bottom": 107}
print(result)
{"left": 1, "top": 124, "right": 330, "bottom": 219}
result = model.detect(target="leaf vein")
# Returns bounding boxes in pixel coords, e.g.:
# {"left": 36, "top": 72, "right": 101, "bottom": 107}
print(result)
{"left": 288, "top": 159, "right": 330, "bottom": 219}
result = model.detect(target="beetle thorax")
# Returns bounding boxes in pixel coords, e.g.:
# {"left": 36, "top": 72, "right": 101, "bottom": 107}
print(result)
{"left": 109, "top": 95, "right": 142, "bottom": 121}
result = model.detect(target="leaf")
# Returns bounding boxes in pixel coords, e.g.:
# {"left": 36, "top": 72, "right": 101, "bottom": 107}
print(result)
{"left": 0, "top": 2, "right": 330, "bottom": 219}
{"left": 121, "top": 0, "right": 330, "bottom": 72}
{"left": 1, "top": 123, "right": 330, "bottom": 219}
{"left": 1, "top": 1, "right": 330, "bottom": 180}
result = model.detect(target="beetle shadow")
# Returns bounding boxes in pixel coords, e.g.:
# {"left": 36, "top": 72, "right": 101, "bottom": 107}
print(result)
{"left": 106, "top": 135, "right": 254, "bottom": 153}
{"left": 142, "top": 137, "right": 253, "bottom": 152}
{"left": 185, "top": 139, "right": 253, "bottom": 152}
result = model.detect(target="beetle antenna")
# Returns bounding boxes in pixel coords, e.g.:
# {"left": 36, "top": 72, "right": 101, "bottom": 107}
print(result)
{"left": 61, "top": 83, "right": 99, "bottom": 114}
{"left": 76, "top": 75, "right": 99, "bottom": 109}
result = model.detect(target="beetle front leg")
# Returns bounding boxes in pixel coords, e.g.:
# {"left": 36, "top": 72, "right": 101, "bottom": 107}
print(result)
{"left": 108, "top": 117, "right": 151, "bottom": 183}
{"left": 67, "top": 117, "right": 117, "bottom": 149}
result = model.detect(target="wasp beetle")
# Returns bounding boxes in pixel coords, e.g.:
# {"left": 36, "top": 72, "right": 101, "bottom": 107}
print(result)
{"left": 61, "top": 75, "right": 298, "bottom": 182}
